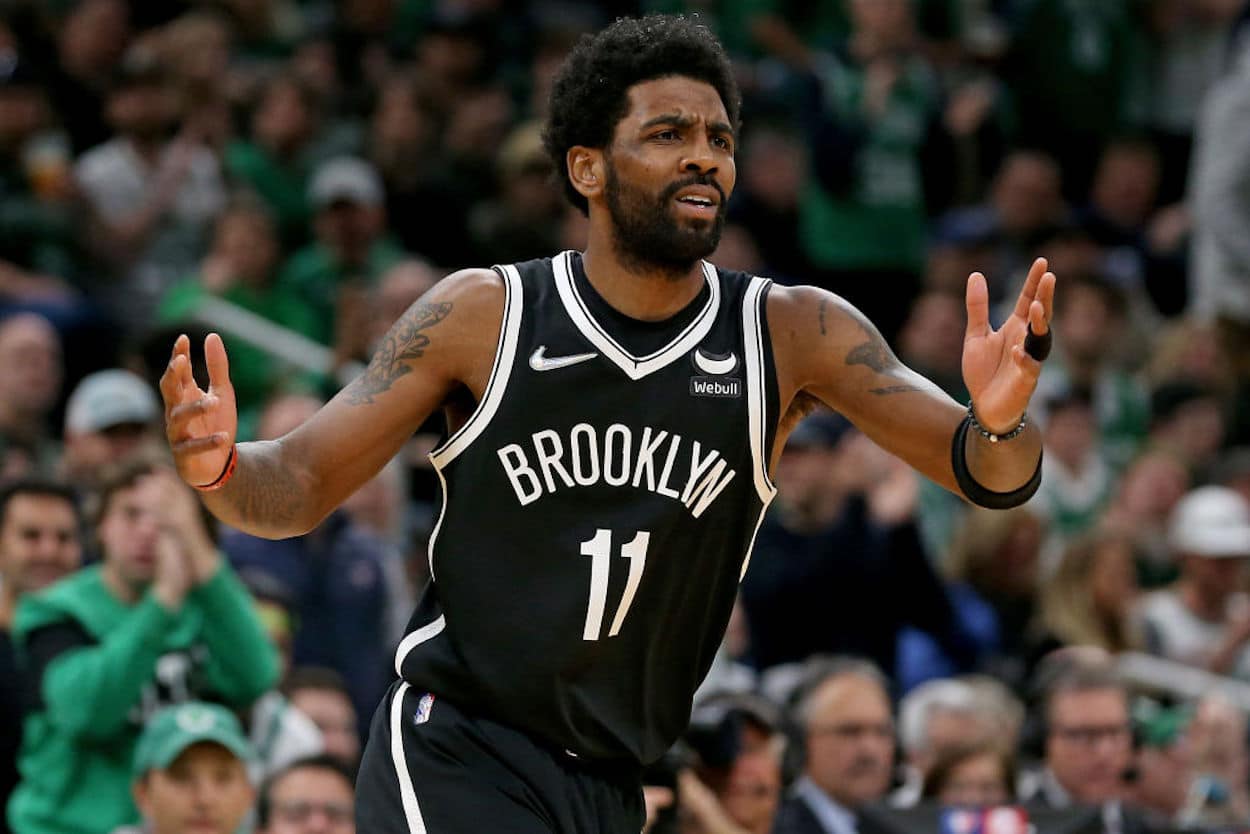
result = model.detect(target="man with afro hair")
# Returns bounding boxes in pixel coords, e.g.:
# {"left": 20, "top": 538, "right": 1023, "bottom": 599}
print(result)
{"left": 161, "top": 14, "right": 1056, "bottom": 832}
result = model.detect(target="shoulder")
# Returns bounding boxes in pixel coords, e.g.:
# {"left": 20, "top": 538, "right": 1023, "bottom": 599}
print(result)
{"left": 766, "top": 283, "right": 876, "bottom": 348}
{"left": 14, "top": 568, "right": 103, "bottom": 638}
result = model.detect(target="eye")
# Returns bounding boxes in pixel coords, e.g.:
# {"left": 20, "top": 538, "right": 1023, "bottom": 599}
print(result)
{"left": 653, "top": 129, "right": 678, "bottom": 141}
{"left": 712, "top": 135, "right": 732, "bottom": 150}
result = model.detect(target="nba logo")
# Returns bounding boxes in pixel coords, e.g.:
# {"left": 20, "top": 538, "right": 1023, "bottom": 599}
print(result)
{"left": 414, "top": 692, "right": 435, "bottom": 725}
{"left": 939, "top": 809, "right": 982, "bottom": 834}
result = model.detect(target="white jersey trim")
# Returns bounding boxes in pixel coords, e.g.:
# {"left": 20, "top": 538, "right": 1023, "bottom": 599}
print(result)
{"left": 429, "top": 263, "right": 524, "bottom": 466}
{"left": 389, "top": 682, "right": 429, "bottom": 833}
{"left": 394, "top": 614, "right": 446, "bottom": 677}
{"left": 553, "top": 250, "right": 721, "bottom": 381}
{"left": 742, "top": 275, "right": 778, "bottom": 504}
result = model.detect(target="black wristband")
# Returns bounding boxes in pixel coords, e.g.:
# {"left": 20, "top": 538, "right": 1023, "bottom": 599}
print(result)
{"left": 1023, "top": 327, "right": 1052, "bottom": 362}
{"left": 950, "top": 416, "right": 1043, "bottom": 509}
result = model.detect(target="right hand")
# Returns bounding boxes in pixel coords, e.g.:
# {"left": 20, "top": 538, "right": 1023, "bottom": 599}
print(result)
{"left": 161, "top": 333, "right": 237, "bottom": 488}
{"left": 151, "top": 490, "right": 196, "bottom": 611}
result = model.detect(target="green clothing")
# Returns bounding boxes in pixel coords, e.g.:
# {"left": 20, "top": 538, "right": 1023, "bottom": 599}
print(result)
{"left": 800, "top": 53, "right": 939, "bottom": 272}
{"left": 158, "top": 277, "right": 325, "bottom": 438}
{"left": 8, "top": 563, "right": 278, "bottom": 834}
{"left": 277, "top": 239, "right": 406, "bottom": 344}
{"left": 224, "top": 142, "right": 312, "bottom": 247}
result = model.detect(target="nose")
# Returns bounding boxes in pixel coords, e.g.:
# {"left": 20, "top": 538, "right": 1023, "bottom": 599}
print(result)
{"left": 680, "top": 134, "right": 719, "bottom": 177}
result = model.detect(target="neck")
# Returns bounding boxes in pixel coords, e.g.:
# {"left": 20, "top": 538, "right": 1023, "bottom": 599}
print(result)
{"left": 0, "top": 590, "right": 14, "bottom": 631}
{"left": 100, "top": 562, "right": 143, "bottom": 605}
{"left": 1178, "top": 580, "right": 1224, "bottom": 621}
{"left": 581, "top": 236, "right": 706, "bottom": 322}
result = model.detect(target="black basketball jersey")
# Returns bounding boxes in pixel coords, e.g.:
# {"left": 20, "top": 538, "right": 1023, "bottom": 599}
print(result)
{"left": 396, "top": 251, "right": 779, "bottom": 765}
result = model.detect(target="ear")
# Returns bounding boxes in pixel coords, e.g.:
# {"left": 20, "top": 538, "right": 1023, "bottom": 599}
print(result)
{"left": 132, "top": 776, "right": 151, "bottom": 818}
{"left": 567, "top": 146, "right": 605, "bottom": 203}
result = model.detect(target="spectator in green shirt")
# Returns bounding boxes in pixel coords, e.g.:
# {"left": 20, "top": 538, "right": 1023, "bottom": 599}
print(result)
{"left": 158, "top": 200, "right": 323, "bottom": 439}
{"left": 277, "top": 157, "right": 406, "bottom": 346}
{"left": 9, "top": 457, "right": 278, "bottom": 834}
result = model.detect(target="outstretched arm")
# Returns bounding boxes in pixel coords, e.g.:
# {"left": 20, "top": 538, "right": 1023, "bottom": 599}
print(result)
{"left": 773, "top": 258, "right": 1055, "bottom": 499}
{"left": 161, "top": 268, "right": 504, "bottom": 538}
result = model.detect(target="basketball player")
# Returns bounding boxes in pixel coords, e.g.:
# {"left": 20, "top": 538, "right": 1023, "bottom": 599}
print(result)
{"left": 161, "top": 16, "right": 1054, "bottom": 833}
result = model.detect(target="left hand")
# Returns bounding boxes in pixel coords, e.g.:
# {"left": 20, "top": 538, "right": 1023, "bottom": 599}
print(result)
{"left": 962, "top": 257, "right": 1056, "bottom": 434}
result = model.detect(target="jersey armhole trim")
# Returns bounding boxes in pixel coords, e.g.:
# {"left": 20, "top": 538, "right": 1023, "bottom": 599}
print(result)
{"left": 743, "top": 275, "right": 778, "bottom": 504}
{"left": 428, "top": 264, "right": 524, "bottom": 467}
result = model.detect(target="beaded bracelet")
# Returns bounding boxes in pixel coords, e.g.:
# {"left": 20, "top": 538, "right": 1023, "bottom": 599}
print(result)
{"left": 966, "top": 403, "right": 1028, "bottom": 443}
{"left": 194, "top": 444, "right": 238, "bottom": 492}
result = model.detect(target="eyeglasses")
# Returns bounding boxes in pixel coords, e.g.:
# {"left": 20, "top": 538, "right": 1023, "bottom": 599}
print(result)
{"left": 807, "top": 722, "right": 894, "bottom": 741}
{"left": 272, "top": 800, "right": 354, "bottom": 825}
{"left": 1051, "top": 723, "right": 1132, "bottom": 746}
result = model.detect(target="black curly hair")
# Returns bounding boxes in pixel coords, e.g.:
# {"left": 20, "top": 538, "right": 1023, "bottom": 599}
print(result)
{"left": 543, "top": 14, "right": 741, "bottom": 216}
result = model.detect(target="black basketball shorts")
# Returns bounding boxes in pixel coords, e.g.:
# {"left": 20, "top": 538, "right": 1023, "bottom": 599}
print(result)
{"left": 356, "top": 681, "right": 647, "bottom": 834}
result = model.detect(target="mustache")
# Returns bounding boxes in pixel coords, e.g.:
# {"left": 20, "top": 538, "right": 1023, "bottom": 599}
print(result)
{"left": 660, "top": 174, "right": 726, "bottom": 205}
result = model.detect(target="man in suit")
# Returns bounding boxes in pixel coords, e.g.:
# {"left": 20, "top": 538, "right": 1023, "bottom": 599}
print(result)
{"left": 774, "top": 658, "right": 895, "bottom": 834}
{"left": 1022, "top": 658, "right": 1157, "bottom": 834}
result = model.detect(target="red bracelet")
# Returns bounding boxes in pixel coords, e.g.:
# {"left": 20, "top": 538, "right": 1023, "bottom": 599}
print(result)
{"left": 194, "top": 444, "right": 238, "bottom": 492}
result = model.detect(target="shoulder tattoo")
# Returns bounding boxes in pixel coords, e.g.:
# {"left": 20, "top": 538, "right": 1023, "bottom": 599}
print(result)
{"left": 345, "top": 301, "right": 453, "bottom": 405}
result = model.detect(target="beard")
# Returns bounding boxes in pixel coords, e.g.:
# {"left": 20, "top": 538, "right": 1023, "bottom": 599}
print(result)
{"left": 603, "top": 158, "right": 727, "bottom": 277}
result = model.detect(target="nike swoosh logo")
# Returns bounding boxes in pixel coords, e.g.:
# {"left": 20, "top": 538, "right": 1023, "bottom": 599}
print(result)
{"left": 529, "top": 346, "right": 598, "bottom": 372}
{"left": 693, "top": 349, "right": 738, "bottom": 375}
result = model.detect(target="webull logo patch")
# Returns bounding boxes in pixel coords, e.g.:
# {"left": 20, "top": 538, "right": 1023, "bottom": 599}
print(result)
{"left": 690, "top": 376, "right": 741, "bottom": 398}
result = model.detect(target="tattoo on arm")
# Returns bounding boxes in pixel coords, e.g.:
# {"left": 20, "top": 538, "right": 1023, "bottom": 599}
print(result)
{"left": 344, "top": 301, "right": 453, "bottom": 405}
{"left": 818, "top": 299, "right": 828, "bottom": 336}
{"left": 847, "top": 336, "right": 924, "bottom": 395}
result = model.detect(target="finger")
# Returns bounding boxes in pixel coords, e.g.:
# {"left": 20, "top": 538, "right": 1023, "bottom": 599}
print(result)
{"left": 204, "top": 333, "right": 232, "bottom": 393}
{"left": 171, "top": 432, "right": 230, "bottom": 455}
{"left": 1029, "top": 299, "right": 1047, "bottom": 335}
{"left": 1037, "top": 270, "right": 1056, "bottom": 322}
{"left": 168, "top": 394, "right": 219, "bottom": 425}
{"left": 1013, "top": 257, "right": 1048, "bottom": 320}
{"left": 160, "top": 335, "right": 193, "bottom": 407}
{"left": 171, "top": 353, "right": 203, "bottom": 400}
{"left": 965, "top": 272, "right": 990, "bottom": 340}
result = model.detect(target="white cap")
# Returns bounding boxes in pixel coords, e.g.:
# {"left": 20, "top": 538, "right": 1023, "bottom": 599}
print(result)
{"left": 1169, "top": 485, "right": 1250, "bottom": 558}
{"left": 64, "top": 369, "right": 160, "bottom": 434}
{"left": 308, "top": 157, "right": 384, "bottom": 208}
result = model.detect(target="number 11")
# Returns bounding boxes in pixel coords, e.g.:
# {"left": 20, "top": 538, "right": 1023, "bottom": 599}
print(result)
{"left": 581, "top": 529, "right": 650, "bottom": 641}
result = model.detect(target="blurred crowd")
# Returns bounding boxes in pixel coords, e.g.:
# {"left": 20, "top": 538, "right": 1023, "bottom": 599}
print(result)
{"left": 2, "top": 0, "right": 1250, "bottom": 832}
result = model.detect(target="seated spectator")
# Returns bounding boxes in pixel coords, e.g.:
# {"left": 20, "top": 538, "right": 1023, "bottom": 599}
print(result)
{"left": 1035, "top": 386, "right": 1114, "bottom": 541}
{"left": 1019, "top": 658, "right": 1149, "bottom": 833}
{"left": 741, "top": 413, "right": 975, "bottom": 679}
{"left": 224, "top": 73, "right": 328, "bottom": 249}
{"left": 1147, "top": 381, "right": 1228, "bottom": 478}
{"left": 60, "top": 368, "right": 162, "bottom": 487}
{"left": 1177, "top": 695, "right": 1250, "bottom": 829}
{"left": 1137, "top": 485, "right": 1250, "bottom": 678}
{"left": 920, "top": 741, "right": 1015, "bottom": 808}
{"left": 1128, "top": 699, "right": 1193, "bottom": 829}
{"left": 1101, "top": 449, "right": 1191, "bottom": 578}
{"left": 0, "top": 313, "right": 63, "bottom": 477}
{"left": 469, "top": 121, "right": 564, "bottom": 266}
{"left": 9, "top": 456, "right": 277, "bottom": 834}
{"left": 277, "top": 157, "right": 406, "bottom": 345}
{"left": 74, "top": 53, "right": 226, "bottom": 334}
{"left": 943, "top": 505, "right": 1047, "bottom": 689}
{"left": 1032, "top": 273, "right": 1149, "bottom": 472}
{"left": 222, "top": 393, "right": 393, "bottom": 742}
{"left": 237, "top": 570, "right": 325, "bottom": 782}
{"left": 0, "top": 480, "right": 82, "bottom": 830}
{"left": 284, "top": 667, "right": 360, "bottom": 771}
{"left": 115, "top": 702, "right": 257, "bottom": 834}
{"left": 894, "top": 679, "right": 996, "bottom": 807}
{"left": 677, "top": 693, "right": 786, "bottom": 834}
{"left": 773, "top": 658, "right": 895, "bottom": 834}
{"left": 1035, "top": 527, "right": 1142, "bottom": 656}
{"left": 257, "top": 754, "right": 355, "bottom": 834}
{"left": 157, "top": 200, "right": 323, "bottom": 438}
